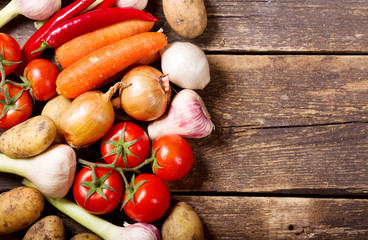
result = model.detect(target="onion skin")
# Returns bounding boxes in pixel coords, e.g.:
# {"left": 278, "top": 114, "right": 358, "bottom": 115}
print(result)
{"left": 59, "top": 82, "right": 130, "bottom": 148}
{"left": 118, "top": 66, "right": 171, "bottom": 121}
{"left": 59, "top": 91, "right": 115, "bottom": 148}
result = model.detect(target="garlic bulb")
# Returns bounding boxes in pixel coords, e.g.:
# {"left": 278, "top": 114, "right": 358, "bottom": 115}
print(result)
{"left": 0, "top": 0, "right": 62, "bottom": 28}
{"left": 0, "top": 144, "right": 77, "bottom": 198}
{"left": 115, "top": 0, "right": 148, "bottom": 10}
{"left": 160, "top": 42, "right": 211, "bottom": 89}
{"left": 147, "top": 89, "right": 214, "bottom": 139}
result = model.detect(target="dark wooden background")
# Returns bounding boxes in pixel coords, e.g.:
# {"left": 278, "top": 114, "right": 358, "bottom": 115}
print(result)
{"left": 1, "top": 0, "right": 368, "bottom": 239}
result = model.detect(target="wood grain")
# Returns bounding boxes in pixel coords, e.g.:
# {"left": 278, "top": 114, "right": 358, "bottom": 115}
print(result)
{"left": 4, "top": 196, "right": 368, "bottom": 240}
{"left": 2, "top": 0, "right": 368, "bottom": 52}
{"left": 203, "top": 55, "right": 368, "bottom": 128}
{"left": 177, "top": 196, "right": 368, "bottom": 240}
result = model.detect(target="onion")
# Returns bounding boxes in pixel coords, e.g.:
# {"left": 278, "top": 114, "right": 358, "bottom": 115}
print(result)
{"left": 59, "top": 82, "right": 131, "bottom": 149}
{"left": 0, "top": 0, "right": 62, "bottom": 28}
{"left": 113, "top": 65, "right": 171, "bottom": 121}
{"left": 160, "top": 42, "right": 211, "bottom": 89}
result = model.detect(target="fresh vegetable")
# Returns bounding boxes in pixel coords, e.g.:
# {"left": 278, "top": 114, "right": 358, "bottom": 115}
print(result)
{"left": 0, "top": 82, "right": 33, "bottom": 130}
{"left": 34, "top": 7, "right": 159, "bottom": 53}
{"left": 152, "top": 134, "right": 193, "bottom": 182}
{"left": 91, "top": 0, "right": 116, "bottom": 11}
{"left": 160, "top": 41, "right": 210, "bottom": 89}
{"left": 148, "top": 89, "right": 214, "bottom": 139}
{"left": 55, "top": 19, "right": 155, "bottom": 69}
{"left": 0, "top": 115, "right": 56, "bottom": 158}
{"left": 71, "top": 233, "right": 103, "bottom": 240}
{"left": 24, "top": 181, "right": 161, "bottom": 240}
{"left": 163, "top": 0, "right": 207, "bottom": 39}
{"left": 123, "top": 173, "right": 171, "bottom": 223}
{"left": 41, "top": 94, "right": 72, "bottom": 144}
{"left": 23, "top": 215, "right": 66, "bottom": 240}
{"left": 0, "top": 186, "right": 44, "bottom": 235}
{"left": 56, "top": 32, "right": 167, "bottom": 98}
{"left": 101, "top": 122, "right": 151, "bottom": 168}
{"left": 115, "top": 0, "right": 148, "bottom": 10}
{"left": 59, "top": 82, "right": 130, "bottom": 148}
{"left": 0, "top": 33, "right": 21, "bottom": 77}
{"left": 112, "top": 66, "right": 171, "bottom": 121}
{"left": 13, "top": 0, "right": 102, "bottom": 76}
{"left": 73, "top": 164, "right": 124, "bottom": 215}
{"left": 161, "top": 201, "right": 204, "bottom": 240}
{"left": 0, "top": 144, "right": 76, "bottom": 198}
{"left": 0, "top": 0, "right": 61, "bottom": 28}
{"left": 22, "top": 58, "right": 60, "bottom": 101}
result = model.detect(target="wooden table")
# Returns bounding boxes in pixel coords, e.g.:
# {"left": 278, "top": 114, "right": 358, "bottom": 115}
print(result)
{"left": 1, "top": 0, "right": 368, "bottom": 239}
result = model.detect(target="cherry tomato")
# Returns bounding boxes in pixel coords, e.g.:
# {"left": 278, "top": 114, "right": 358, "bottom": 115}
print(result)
{"left": 101, "top": 122, "right": 150, "bottom": 168}
{"left": 0, "top": 84, "right": 33, "bottom": 130}
{"left": 24, "top": 58, "right": 60, "bottom": 101}
{"left": 73, "top": 165, "right": 124, "bottom": 215}
{"left": 152, "top": 134, "right": 193, "bottom": 182}
{"left": 123, "top": 173, "right": 171, "bottom": 222}
{"left": 0, "top": 33, "right": 21, "bottom": 77}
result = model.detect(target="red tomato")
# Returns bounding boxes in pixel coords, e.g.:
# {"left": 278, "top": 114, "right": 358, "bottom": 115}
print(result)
{"left": 152, "top": 134, "right": 193, "bottom": 182}
{"left": 123, "top": 173, "right": 171, "bottom": 222}
{"left": 24, "top": 58, "right": 60, "bottom": 101}
{"left": 101, "top": 122, "right": 150, "bottom": 168}
{"left": 0, "top": 33, "right": 21, "bottom": 77}
{"left": 0, "top": 84, "right": 33, "bottom": 130}
{"left": 73, "top": 165, "right": 124, "bottom": 215}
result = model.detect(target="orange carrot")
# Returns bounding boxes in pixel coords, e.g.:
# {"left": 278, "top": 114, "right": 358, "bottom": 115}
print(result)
{"left": 56, "top": 32, "right": 167, "bottom": 99}
{"left": 55, "top": 20, "right": 155, "bottom": 69}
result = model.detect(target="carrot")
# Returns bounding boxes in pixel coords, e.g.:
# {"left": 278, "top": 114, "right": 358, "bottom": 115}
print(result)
{"left": 56, "top": 32, "right": 167, "bottom": 99}
{"left": 55, "top": 20, "right": 155, "bottom": 69}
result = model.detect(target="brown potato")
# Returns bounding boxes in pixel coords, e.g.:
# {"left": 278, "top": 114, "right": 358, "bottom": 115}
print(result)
{"left": 71, "top": 233, "right": 103, "bottom": 240}
{"left": 161, "top": 201, "right": 204, "bottom": 240}
{"left": 163, "top": 0, "right": 207, "bottom": 39}
{"left": 41, "top": 95, "right": 72, "bottom": 144}
{"left": 0, "top": 115, "right": 57, "bottom": 158}
{"left": 0, "top": 187, "right": 44, "bottom": 235}
{"left": 23, "top": 215, "right": 65, "bottom": 240}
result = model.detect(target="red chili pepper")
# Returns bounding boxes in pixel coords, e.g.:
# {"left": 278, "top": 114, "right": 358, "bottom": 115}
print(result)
{"left": 13, "top": 0, "right": 104, "bottom": 76}
{"left": 33, "top": 8, "right": 159, "bottom": 53}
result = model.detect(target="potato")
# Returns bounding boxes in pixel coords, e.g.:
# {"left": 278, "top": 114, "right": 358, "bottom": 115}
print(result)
{"left": 0, "top": 187, "right": 44, "bottom": 235}
{"left": 41, "top": 95, "right": 72, "bottom": 144}
{"left": 0, "top": 115, "right": 57, "bottom": 158}
{"left": 163, "top": 0, "right": 207, "bottom": 39}
{"left": 71, "top": 233, "right": 103, "bottom": 240}
{"left": 23, "top": 215, "right": 65, "bottom": 240}
{"left": 161, "top": 201, "right": 204, "bottom": 240}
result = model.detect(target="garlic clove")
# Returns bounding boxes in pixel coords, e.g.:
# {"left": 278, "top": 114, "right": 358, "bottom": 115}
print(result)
{"left": 115, "top": 0, "right": 148, "bottom": 10}
{"left": 147, "top": 89, "right": 214, "bottom": 140}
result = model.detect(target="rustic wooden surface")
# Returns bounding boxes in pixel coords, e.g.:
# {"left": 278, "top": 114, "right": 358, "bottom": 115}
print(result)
{"left": 1, "top": 0, "right": 368, "bottom": 239}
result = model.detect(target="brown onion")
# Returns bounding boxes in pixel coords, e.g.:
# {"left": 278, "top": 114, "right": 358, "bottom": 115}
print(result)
{"left": 112, "top": 65, "right": 171, "bottom": 121}
{"left": 59, "top": 82, "right": 130, "bottom": 149}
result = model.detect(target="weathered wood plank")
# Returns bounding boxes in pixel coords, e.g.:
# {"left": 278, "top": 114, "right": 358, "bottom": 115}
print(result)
{"left": 170, "top": 122, "right": 368, "bottom": 194}
{"left": 204, "top": 55, "right": 368, "bottom": 128}
{"left": 4, "top": 196, "right": 368, "bottom": 239}
{"left": 178, "top": 196, "right": 368, "bottom": 240}
{"left": 2, "top": 0, "right": 368, "bottom": 52}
